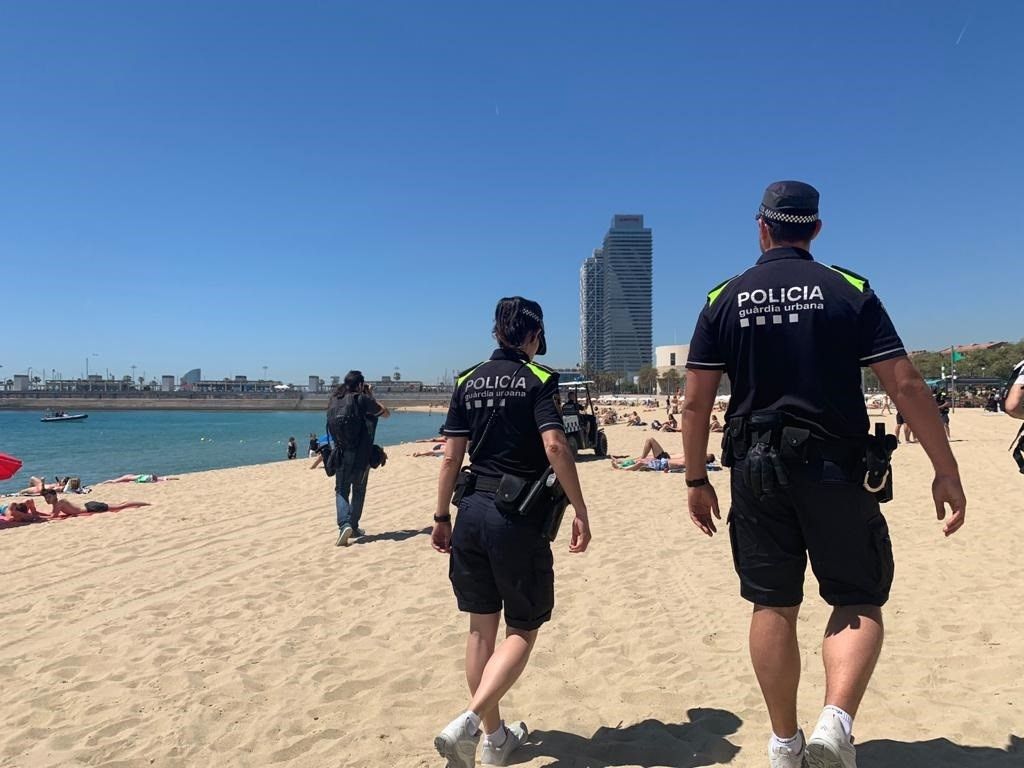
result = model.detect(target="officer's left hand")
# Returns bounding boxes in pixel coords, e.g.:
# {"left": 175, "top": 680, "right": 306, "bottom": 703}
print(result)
{"left": 431, "top": 521, "right": 452, "bottom": 553}
{"left": 688, "top": 485, "right": 721, "bottom": 537}
{"left": 568, "top": 512, "right": 591, "bottom": 553}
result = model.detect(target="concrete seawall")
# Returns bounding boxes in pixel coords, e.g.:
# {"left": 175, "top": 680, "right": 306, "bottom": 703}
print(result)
{"left": 0, "top": 396, "right": 447, "bottom": 412}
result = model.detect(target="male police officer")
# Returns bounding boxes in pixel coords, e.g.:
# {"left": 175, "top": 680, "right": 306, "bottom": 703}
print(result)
{"left": 681, "top": 182, "right": 967, "bottom": 768}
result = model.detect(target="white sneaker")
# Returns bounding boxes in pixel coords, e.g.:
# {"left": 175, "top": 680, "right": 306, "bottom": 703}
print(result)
{"left": 434, "top": 713, "right": 481, "bottom": 768}
{"left": 769, "top": 729, "right": 806, "bottom": 768}
{"left": 481, "top": 721, "right": 528, "bottom": 765}
{"left": 806, "top": 711, "right": 856, "bottom": 768}
{"left": 335, "top": 526, "right": 353, "bottom": 547}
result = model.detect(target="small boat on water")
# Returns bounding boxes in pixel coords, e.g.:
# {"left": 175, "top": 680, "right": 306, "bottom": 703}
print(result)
{"left": 40, "top": 411, "right": 89, "bottom": 423}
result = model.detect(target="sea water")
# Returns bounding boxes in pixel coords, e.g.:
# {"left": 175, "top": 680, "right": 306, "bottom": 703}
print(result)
{"left": 0, "top": 409, "right": 444, "bottom": 494}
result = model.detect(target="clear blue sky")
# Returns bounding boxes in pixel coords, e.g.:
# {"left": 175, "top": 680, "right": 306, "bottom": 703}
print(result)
{"left": 2, "top": 1, "right": 1020, "bottom": 385}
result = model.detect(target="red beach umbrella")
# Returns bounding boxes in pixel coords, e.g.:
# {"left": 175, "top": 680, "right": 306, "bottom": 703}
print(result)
{"left": 0, "top": 452, "right": 23, "bottom": 480}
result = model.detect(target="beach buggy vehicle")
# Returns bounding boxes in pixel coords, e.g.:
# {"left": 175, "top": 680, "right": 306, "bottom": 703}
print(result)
{"left": 558, "top": 380, "right": 608, "bottom": 458}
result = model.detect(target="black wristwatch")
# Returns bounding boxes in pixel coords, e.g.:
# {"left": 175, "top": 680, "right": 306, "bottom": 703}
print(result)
{"left": 433, "top": 513, "right": 452, "bottom": 523}
{"left": 685, "top": 477, "right": 710, "bottom": 488}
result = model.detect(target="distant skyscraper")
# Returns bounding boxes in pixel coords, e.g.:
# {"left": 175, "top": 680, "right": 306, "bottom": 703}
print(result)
{"left": 579, "top": 215, "right": 652, "bottom": 377}
{"left": 580, "top": 248, "right": 605, "bottom": 373}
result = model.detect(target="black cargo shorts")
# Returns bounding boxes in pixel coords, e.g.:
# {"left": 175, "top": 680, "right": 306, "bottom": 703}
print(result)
{"left": 449, "top": 490, "right": 554, "bottom": 631}
{"left": 727, "top": 458, "right": 894, "bottom": 607}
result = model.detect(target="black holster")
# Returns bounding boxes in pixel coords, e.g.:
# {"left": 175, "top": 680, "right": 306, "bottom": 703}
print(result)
{"left": 451, "top": 468, "right": 476, "bottom": 507}
{"left": 863, "top": 423, "right": 898, "bottom": 503}
{"left": 738, "top": 411, "right": 791, "bottom": 500}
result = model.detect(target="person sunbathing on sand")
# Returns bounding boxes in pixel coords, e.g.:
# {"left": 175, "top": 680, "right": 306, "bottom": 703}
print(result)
{"left": 19, "top": 476, "right": 69, "bottom": 495}
{"left": 101, "top": 474, "right": 178, "bottom": 484}
{"left": 39, "top": 489, "right": 151, "bottom": 517}
{"left": 611, "top": 436, "right": 715, "bottom": 470}
{"left": 1, "top": 500, "right": 48, "bottom": 523}
{"left": 414, "top": 444, "right": 446, "bottom": 457}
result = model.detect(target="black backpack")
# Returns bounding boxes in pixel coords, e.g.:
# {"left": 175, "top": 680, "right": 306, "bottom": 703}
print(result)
{"left": 326, "top": 393, "right": 369, "bottom": 452}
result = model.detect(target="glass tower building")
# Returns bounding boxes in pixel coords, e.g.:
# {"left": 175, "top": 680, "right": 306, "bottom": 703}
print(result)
{"left": 580, "top": 215, "right": 652, "bottom": 377}
{"left": 579, "top": 248, "right": 605, "bottom": 373}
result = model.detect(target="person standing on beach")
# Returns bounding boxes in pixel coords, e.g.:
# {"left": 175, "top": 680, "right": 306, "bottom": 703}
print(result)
{"left": 1004, "top": 357, "right": 1024, "bottom": 418}
{"left": 681, "top": 181, "right": 966, "bottom": 768}
{"left": 431, "top": 296, "right": 591, "bottom": 768}
{"left": 287, "top": 436, "right": 297, "bottom": 460}
{"left": 934, "top": 387, "right": 951, "bottom": 438}
{"left": 346, "top": 380, "right": 390, "bottom": 538}
{"left": 329, "top": 370, "right": 388, "bottom": 547}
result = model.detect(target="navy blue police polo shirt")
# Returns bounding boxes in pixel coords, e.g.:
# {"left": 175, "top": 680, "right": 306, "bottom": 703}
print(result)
{"left": 442, "top": 348, "right": 564, "bottom": 479}
{"left": 686, "top": 247, "right": 906, "bottom": 438}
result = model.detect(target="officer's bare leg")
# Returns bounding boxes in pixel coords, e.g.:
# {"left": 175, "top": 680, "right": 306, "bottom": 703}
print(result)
{"left": 749, "top": 604, "right": 801, "bottom": 737}
{"left": 467, "top": 626, "right": 538, "bottom": 728}
{"left": 821, "top": 605, "right": 884, "bottom": 716}
{"left": 466, "top": 612, "right": 502, "bottom": 733}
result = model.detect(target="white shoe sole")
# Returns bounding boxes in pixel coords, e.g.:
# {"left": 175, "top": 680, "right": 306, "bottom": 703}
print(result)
{"left": 805, "top": 742, "right": 850, "bottom": 768}
{"left": 336, "top": 528, "right": 352, "bottom": 547}
{"left": 433, "top": 734, "right": 474, "bottom": 768}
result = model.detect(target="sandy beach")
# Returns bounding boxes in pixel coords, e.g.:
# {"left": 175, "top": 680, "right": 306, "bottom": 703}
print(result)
{"left": 1, "top": 409, "right": 1021, "bottom": 767}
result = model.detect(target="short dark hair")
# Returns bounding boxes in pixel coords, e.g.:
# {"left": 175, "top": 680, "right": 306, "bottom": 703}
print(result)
{"left": 493, "top": 297, "right": 544, "bottom": 351}
{"left": 343, "top": 370, "right": 365, "bottom": 392}
{"left": 761, "top": 217, "right": 817, "bottom": 245}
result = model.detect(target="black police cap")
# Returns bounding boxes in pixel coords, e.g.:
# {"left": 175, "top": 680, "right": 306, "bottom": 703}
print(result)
{"left": 756, "top": 180, "right": 820, "bottom": 224}
{"left": 495, "top": 296, "right": 547, "bottom": 356}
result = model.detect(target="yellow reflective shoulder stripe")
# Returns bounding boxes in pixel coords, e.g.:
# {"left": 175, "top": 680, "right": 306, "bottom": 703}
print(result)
{"left": 828, "top": 266, "right": 866, "bottom": 292}
{"left": 525, "top": 362, "right": 552, "bottom": 384}
{"left": 456, "top": 364, "right": 484, "bottom": 386}
{"left": 707, "top": 278, "right": 734, "bottom": 306}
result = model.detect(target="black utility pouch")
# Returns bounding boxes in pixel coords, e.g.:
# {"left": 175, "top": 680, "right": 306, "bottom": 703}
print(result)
{"left": 780, "top": 427, "right": 812, "bottom": 463}
{"left": 495, "top": 473, "right": 531, "bottom": 515}
{"left": 451, "top": 469, "right": 474, "bottom": 508}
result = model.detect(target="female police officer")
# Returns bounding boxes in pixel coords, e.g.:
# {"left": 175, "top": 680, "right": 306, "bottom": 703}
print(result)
{"left": 431, "top": 296, "right": 591, "bottom": 768}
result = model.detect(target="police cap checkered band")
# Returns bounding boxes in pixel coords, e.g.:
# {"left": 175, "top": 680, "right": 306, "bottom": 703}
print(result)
{"left": 521, "top": 308, "right": 544, "bottom": 327}
{"left": 757, "top": 180, "right": 820, "bottom": 224}
{"left": 757, "top": 204, "right": 819, "bottom": 224}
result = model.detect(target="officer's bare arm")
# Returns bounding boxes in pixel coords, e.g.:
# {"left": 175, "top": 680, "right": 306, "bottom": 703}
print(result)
{"left": 682, "top": 369, "right": 722, "bottom": 480}
{"left": 435, "top": 437, "right": 468, "bottom": 517}
{"left": 541, "top": 429, "right": 588, "bottom": 517}
{"left": 1005, "top": 385, "right": 1024, "bottom": 419}
{"left": 871, "top": 356, "right": 958, "bottom": 475}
